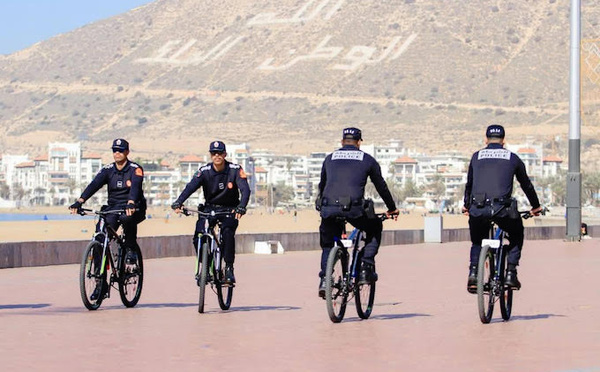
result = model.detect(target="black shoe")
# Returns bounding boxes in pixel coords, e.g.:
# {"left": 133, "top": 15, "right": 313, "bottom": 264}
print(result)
{"left": 90, "top": 280, "right": 107, "bottom": 301}
{"left": 318, "top": 277, "right": 326, "bottom": 299}
{"left": 125, "top": 250, "right": 137, "bottom": 265}
{"left": 467, "top": 265, "right": 478, "bottom": 294}
{"left": 224, "top": 266, "right": 236, "bottom": 285}
{"left": 505, "top": 270, "right": 521, "bottom": 290}
{"left": 359, "top": 263, "right": 377, "bottom": 285}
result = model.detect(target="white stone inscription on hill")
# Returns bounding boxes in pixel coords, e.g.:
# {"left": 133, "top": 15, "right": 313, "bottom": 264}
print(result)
{"left": 258, "top": 34, "right": 417, "bottom": 72}
{"left": 135, "top": 0, "right": 417, "bottom": 72}
{"left": 136, "top": 36, "right": 244, "bottom": 66}
{"left": 247, "top": 0, "right": 344, "bottom": 26}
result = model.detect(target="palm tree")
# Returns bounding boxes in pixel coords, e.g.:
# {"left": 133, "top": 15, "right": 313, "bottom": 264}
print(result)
{"left": 427, "top": 174, "right": 446, "bottom": 203}
{"left": 0, "top": 181, "right": 9, "bottom": 199}
{"left": 12, "top": 183, "right": 26, "bottom": 208}
{"left": 583, "top": 172, "right": 600, "bottom": 206}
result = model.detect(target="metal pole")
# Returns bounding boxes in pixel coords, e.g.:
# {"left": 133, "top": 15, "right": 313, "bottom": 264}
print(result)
{"left": 566, "top": 0, "right": 582, "bottom": 241}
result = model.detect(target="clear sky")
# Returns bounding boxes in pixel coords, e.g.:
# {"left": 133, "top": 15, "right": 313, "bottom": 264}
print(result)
{"left": 0, "top": 0, "right": 155, "bottom": 55}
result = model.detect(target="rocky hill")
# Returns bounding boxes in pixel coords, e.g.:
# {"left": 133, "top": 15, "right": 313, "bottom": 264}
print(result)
{"left": 1, "top": 0, "right": 599, "bottom": 167}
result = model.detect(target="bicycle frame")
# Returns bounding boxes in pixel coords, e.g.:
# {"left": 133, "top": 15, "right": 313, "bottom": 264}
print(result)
{"left": 81, "top": 208, "right": 137, "bottom": 279}
{"left": 339, "top": 228, "right": 365, "bottom": 287}
{"left": 481, "top": 224, "right": 507, "bottom": 297}
{"left": 195, "top": 217, "right": 224, "bottom": 282}
{"left": 94, "top": 216, "right": 126, "bottom": 281}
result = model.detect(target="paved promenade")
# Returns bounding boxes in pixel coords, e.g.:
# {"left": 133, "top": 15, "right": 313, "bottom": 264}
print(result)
{"left": 1, "top": 239, "right": 599, "bottom": 372}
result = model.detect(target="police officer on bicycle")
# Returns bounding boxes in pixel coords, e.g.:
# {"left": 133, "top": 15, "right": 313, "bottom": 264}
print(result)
{"left": 69, "top": 138, "right": 147, "bottom": 299}
{"left": 462, "top": 125, "right": 542, "bottom": 293}
{"left": 171, "top": 141, "right": 250, "bottom": 285}
{"left": 316, "top": 127, "right": 398, "bottom": 298}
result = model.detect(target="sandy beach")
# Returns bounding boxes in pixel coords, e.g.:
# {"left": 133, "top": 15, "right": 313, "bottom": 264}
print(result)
{"left": 0, "top": 205, "right": 562, "bottom": 243}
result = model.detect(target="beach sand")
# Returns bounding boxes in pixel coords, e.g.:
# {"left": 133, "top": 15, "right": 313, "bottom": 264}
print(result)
{"left": 0, "top": 206, "right": 554, "bottom": 243}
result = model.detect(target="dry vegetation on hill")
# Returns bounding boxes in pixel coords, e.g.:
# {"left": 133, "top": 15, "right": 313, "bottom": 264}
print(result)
{"left": 1, "top": 0, "right": 600, "bottom": 168}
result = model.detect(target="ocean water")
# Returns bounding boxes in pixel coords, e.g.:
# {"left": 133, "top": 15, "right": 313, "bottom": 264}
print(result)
{"left": 0, "top": 214, "right": 94, "bottom": 222}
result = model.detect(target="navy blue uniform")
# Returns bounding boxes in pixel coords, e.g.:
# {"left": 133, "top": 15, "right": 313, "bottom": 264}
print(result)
{"left": 174, "top": 160, "right": 250, "bottom": 265}
{"left": 317, "top": 144, "right": 397, "bottom": 277}
{"left": 79, "top": 160, "right": 146, "bottom": 249}
{"left": 464, "top": 143, "right": 540, "bottom": 266}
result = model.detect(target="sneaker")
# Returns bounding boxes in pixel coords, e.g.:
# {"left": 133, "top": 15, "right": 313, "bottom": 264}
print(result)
{"left": 224, "top": 266, "right": 236, "bottom": 285}
{"left": 467, "top": 264, "right": 478, "bottom": 294}
{"left": 359, "top": 263, "right": 377, "bottom": 285}
{"left": 90, "top": 280, "right": 107, "bottom": 301}
{"left": 125, "top": 250, "right": 137, "bottom": 265}
{"left": 318, "top": 277, "right": 326, "bottom": 299}
{"left": 505, "top": 270, "right": 521, "bottom": 290}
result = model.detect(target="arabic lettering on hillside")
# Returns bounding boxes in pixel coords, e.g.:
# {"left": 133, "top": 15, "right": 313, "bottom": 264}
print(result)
{"left": 247, "top": 0, "right": 345, "bottom": 26}
{"left": 134, "top": 0, "right": 417, "bottom": 72}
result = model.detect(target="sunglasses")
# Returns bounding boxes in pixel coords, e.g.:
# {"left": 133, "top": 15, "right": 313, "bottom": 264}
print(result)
{"left": 210, "top": 151, "right": 224, "bottom": 156}
{"left": 112, "top": 148, "right": 126, "bottom": 153}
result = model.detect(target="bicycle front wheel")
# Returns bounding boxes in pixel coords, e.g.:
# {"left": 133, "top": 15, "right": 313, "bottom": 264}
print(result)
{"left": 477, "top": 245, "right": 495, "bottom": 324}
{"left": 499, "top": 248, "right": 513, "bottom": 321}
{"left": 325, "top": 245, "right": 349, "bottom": 323}
{"left": 79, "top": 241, "right": 104, "bottom": 310}
{"left": 216, "top": 253, "right": 233, "bottom": 311}
{"left": 119, "top": 245, "right": 144, "bottom": 308}
{"left": 197, "top": 241, "right": 209, "bottom": 313}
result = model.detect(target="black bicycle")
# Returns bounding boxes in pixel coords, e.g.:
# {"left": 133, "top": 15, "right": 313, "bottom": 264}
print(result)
{"left": 325, "top": 213, "right": 394, "bottom": 323}
{"left": 477, "top": 208, "right": 546, "bottom": 323}
{"left": 78, "top": 208, "right": 144, "bottom": 310}
{"left": 183, "top": 207, "right": 234, "bottom": 313}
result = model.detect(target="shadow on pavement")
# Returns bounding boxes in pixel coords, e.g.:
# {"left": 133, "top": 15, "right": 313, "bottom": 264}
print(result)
{"left": 214, "top": 305, "right": 301, "bottom": 313}
{"left": 0, "top": 303, "right": 51, "bottom": 310}
{"left": 344, "top": 313, "right": 431, "bottom": 322}
{"left": 509, "top": 313, "right": 566, "bottom": 321}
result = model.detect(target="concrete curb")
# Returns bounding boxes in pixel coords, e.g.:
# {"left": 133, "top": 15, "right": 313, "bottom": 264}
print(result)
{"left": 0, "top": 225, "right": 584, "bottom": 269}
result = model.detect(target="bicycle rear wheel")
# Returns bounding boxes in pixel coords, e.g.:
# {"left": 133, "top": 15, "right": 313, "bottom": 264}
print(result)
{"left": 477, "top": 245, "right": 495, "bottom": 324}
{"left": 79, "top": 241, "right": 104, "bottom": 310}
{"left": 499, "top": 248, "right": 513, "bottom": 320}
{"left": 354, "top": 253, "right": 376, "bottom": 319}
{"left": 119, "top": 245, "right": 144, "bottom": 308}
{"left": 197, "top": 241, "right": 209, "bottom": 313}
{"left": 216, "top": 253, "right": 233, "bottom": 310}
{"left": 325, "top": 245, "right": 349, "bottom": 323}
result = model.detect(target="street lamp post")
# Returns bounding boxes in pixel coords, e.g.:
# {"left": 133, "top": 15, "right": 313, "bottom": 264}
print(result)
{"left": 566, "top": 0, "right": 582, "bottom": 241}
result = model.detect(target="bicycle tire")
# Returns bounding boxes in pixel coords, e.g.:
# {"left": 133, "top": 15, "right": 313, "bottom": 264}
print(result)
{"left": 118, "top": 245, "right": 144, "bottom": 308}
{"left": 354, "top": 252, "right": 376, "bottom": 319}
{"left": 216, "top": 252, "right": 233, "bottom": 311}
{"left": 79, "top": 241, "right": 104, "bottom": 311}
{"left": 477, "top": 245, "right": 495, "bottom": 324}
{"left": 198, "top": 241, "right": 209, "bottom": 313}
{"left": 499, "top": 248, "right": 513, "bottom": 321}
{"left": 325, "top": 245, "right": 348, "bottom": 323}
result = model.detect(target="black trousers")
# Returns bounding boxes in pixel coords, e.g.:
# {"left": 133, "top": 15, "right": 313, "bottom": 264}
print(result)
{"left": 468, "top": 212, "right": 524, "bottom": 267}
{"left": 93, "top": 207, "right": 143, "bottom": 274}
{"left": 193, "top": 214, "right": 239, "bottom": 266}
{"left": 95, "top": 209, "right": 142, "bottom": 249}
{"left": 319, "top": 216, "right": 382, "bottom": 278}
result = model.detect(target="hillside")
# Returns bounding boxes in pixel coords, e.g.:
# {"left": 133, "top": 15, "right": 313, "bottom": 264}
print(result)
{"left": 0, "top": 0, "right": 599, "bottom": 167}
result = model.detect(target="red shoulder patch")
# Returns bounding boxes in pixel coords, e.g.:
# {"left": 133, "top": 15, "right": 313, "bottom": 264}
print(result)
{"left": 135, "top": 168, "right": 144, "bottom": 176}
{"left": 239, "top": 168, "right": 247, "bottom": 179}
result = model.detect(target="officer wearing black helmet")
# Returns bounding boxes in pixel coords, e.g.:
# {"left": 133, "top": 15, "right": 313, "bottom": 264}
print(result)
{"left": 463, "top": 125, "right": 542, "bottom": 293}
{"left": 171, "top": 141, "right": 251, "bottom": 285}
{"left": 69, "top": 138, "right": 147, "bottom": 300}
{"left": 316, "top": 127, "right": 399, "bottom": 298}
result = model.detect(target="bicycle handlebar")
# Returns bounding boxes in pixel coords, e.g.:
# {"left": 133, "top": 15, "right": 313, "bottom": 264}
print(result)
{"left": 181, "top": 207, "right": 234, "bottom": 217}
{"left": 76, "top": 207, "right": 133, "bottom": 216}
{"left": 518, "top": 206, "right": 549, "bottom": 220}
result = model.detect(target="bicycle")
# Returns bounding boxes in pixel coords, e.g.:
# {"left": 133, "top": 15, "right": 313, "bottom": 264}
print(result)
{"left": 325, "top": 213, "right": 395, "bottom": 323}
{"left": 77, "top": 208, "right": 144, "bottom": 311}
{"left": 477, "top": 207, "right": 546, "bottom": 323}
{"left": 182, "top": 206, "right": 234, "bottom": 313}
